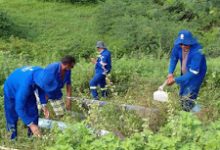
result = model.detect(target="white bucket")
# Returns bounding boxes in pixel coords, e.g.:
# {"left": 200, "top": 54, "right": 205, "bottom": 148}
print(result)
{"left": 153, "top": 90, "right": 168, "bottom": 102}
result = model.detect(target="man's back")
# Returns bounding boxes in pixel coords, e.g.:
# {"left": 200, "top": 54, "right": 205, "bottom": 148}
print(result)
{"left": 4, "top": 66, "right": 42, "bottom": 97}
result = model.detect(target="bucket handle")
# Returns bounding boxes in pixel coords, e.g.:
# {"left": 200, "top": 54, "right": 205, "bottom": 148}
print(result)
{"left": 158, "top": 80, "right": 167, "bottom": 91}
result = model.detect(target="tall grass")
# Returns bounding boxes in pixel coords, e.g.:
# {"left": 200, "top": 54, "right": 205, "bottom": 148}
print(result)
{"left": 0, "top": 0, "right": 220, "bottom": 149}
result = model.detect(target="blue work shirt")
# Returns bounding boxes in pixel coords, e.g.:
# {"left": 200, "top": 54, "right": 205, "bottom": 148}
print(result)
{"left": 45, "top": 62, "right": 71, "bottom": 100}
{"left": 4, "top": 66, "right": 47, "bottom": 125}
{"left": 95, "top": 49, "right": 112, "bottom": 75}
{"left": 169, "top": 43, "right": 207, "bottom": 97}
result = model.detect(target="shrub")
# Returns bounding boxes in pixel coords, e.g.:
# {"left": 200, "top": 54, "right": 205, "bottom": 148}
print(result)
{"left": 0, "top": 11, "right": 13, "bottom": 37}
{"left": 96, "top": 0, "right": 220, "bottom": 57}
{"left": 38, "top": 0, "right": 103, "bottom": 4}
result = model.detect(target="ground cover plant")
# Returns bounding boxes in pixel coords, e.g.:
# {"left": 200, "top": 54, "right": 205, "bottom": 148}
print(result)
{"left": 0, "top": 0, "right": 220, "bottom": 149}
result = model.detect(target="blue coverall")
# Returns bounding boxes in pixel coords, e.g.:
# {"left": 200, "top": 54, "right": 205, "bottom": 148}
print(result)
{"left": 4, "top": 66, "right": 59, "bottom": 139}
{"left": 90, "top": 49, "right": 112, "bottom": 99}
{"left": 169, "top": 30, "right": 207, "bottom": 111}
{"left": 44, "top": 62, "right": 71, "bottom": 100}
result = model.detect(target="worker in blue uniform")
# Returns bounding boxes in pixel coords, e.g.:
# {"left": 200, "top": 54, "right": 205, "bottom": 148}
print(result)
{"left": 167, "top": 30, "right": 207, "bottom": 111}
{"left": 42, "top": 56, "right": 75, "bottom": 116}
{"left": 90, "top": 41, "right": 112, "bottom": 100}
{"left": 4, "top": 66, "right": 59, "bottom": 139}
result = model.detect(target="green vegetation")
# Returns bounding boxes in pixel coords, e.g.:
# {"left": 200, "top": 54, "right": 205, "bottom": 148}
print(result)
{"left": 38, "top": 0, "right": 102, "bottom": 4}
{"left": 0, "top": 0, "right": 220, "bottom": 149}
{"left": 0, "top": 11, "right": 12, "bottom": 36}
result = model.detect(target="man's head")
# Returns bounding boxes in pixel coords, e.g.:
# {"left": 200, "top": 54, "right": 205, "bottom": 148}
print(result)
{"left": 174, "top": 30, "right": 197, "bottom": 52}
{"left": 96, "top": 41, "right": 106, "bottom": 52}
{"left": 61, "top": 55, "right": 76, "bottom": 70}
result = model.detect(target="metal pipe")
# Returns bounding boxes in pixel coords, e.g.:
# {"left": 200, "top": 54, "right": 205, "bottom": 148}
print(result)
{"left": 38, "top": 118, "right": 67, "bottom": 130}
{"left": 38, "top": 118, "right": 110, "bottom": 136}
{"left": 70, "top": 97, "right": 158, "bottom": 114}
{"left": 70, "top": 111, "right": 86, "bottom": 119}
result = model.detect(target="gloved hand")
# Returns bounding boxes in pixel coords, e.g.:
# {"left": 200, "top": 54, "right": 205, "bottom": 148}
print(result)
{"left": 167, "top": 74, "right": 175, "bottom": 86}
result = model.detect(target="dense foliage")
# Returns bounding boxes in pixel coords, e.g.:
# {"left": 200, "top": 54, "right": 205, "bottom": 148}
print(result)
{"left": 95, "top": 0, "right": 220, "bottom": 57}
{"left": 46, "top": 112, "right": 220, "bottom": 150}
{"left": 1, "top": 0, "right": 220, "bottom": 58}
{"left": 0, "top": 0, "right": 220, "bottom": 149}
{"left": 0, "top": 11, "right": 13, "bottom": 36}
{"left": 38, "top": 0, "right": 103, "bottom": 4}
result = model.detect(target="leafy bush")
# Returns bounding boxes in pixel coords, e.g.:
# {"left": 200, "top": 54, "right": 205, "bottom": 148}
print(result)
{"left": 96, "top": 0, "right": 164, "bottom": 57}
{"left": 95, "top": 0, "right": 220, "bottom": 57}
{"left": 38, "top": 0, "right": 103, "bottom": 4}
{"left": 0, "top": 11, "right": 13, "bottom": 36}
{"left": 86, "top": 104, "right": 144, "bottom": 137}
{"left": 45, "top": 112, "right": 220, "bottom": 150}
{"left": 1, "top": 0, "right": 220, "bottom": 149}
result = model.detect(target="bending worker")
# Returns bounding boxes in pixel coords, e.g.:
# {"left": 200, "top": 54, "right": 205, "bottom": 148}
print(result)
{"left": 4, "top": 65, "right": 58, "bottom": 139}
{"left": 167, "top": 30, "right": 207, "bottom": 111}
{"left": 90, "top": 41, "right": 112, "bottom": 100}
{"left": 38, "top": 55, "right": 76, "bottom": 116}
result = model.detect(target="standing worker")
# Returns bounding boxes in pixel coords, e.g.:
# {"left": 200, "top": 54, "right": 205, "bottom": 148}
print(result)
{"left": 4, "top": 66, "right": 58, "bottom": 139}
{"left": 90, "top": 41, "right": 112, "bottom": 100}
{"left": 167, "top": 30, "right": 207, "bottom": 111}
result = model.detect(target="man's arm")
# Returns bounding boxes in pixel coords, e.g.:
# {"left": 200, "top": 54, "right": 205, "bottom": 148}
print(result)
{"left": 167, "top": 46, "right": 179, "bottom": 85}
{"left": 15, "top": 86, "right": 35, "bottom": 125}
{"left": 15, "top": 85, "right": 41, "bottom": 137}
{"left": 36, "top": 87, "right": 49, "bottom": 118}
{"left": 66, "top": 70, "right": 72, "bottom": 111}
{"left": 66, "top": 84, "right": 72, "bottom": 111}
{"left": 35, "top": 87, "right": 47, "bottom": 105}
{"left": 168, "top": 46, "right": 179, "bottom": 74}
{"left": 175, "top": 54, "right": 202, "bottom": 84}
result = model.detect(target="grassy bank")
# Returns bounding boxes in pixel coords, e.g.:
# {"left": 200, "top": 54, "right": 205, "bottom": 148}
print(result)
{"left": 0, "top": 0, "right": 220, "bottom": 149}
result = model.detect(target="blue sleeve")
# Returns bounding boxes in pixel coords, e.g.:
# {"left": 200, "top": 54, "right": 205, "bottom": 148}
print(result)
{"left": 45, "top": 62, "right": 60, "bottom": 74}
{"left": 169, "top": 47, "right": 179, "bottom": 74}
{"left": 101, "top": 54, "right": 109, "bottom": 64}
{"left": 15, "top": 85, "right": 35, "bottom": 125}
{"left": 47, "top": 90, "right": 63, "bottom": 100}
{"left": 66, "top": 70, "right": 71, "bottom": 85}
{"left": 188, "top": 53, "right": 202, "bottom": 74}
{"left": 175, "top": 53, "right": 202, "bottom": 84}
{"left": 37, "top": 87, "right": 47, "bottom": 105}
{"left": 175, "top": 72, "right": 194, "bottom": 84}
{"left": 96, "top": 60, "right": 103, "bottom": 68}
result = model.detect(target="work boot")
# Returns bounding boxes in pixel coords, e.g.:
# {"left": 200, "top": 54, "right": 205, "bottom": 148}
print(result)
{"left": 10, "top": 130, "right": 17, "bottom": 140}
{"left": 181, "top": 99, "right": 195, "bottom": 112}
